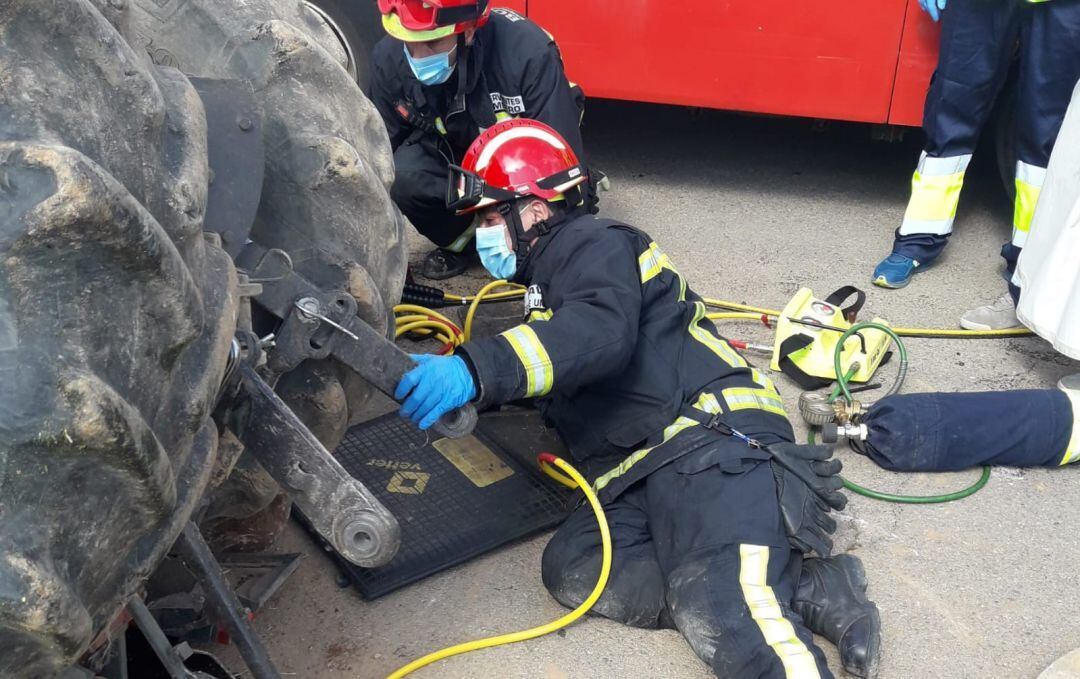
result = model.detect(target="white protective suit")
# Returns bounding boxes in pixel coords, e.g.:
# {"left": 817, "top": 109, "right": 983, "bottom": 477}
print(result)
{"left": 1016, "top": 79, "right": 1080, "bottom": 359}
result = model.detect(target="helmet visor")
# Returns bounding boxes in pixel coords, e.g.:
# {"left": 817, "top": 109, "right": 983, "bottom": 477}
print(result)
{"left": 447, "top": 164, "right": 518, "bottom": 213}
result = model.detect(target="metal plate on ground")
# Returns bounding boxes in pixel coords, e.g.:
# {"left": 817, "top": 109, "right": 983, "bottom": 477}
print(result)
{"left": 305, "top": 408, "right": 575, "bottom": 599}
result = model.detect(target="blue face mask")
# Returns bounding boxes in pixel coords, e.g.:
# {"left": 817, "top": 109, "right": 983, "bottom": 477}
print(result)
{"left": 475, "top": 223, "right": 517, "bottom": 280}
{"left": 403, "top": 43, "right": 457, "bottom": 86}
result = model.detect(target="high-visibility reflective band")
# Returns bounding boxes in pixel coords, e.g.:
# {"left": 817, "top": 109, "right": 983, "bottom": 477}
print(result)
{"left": 445, "top": 221, "right": 476, "bottom": 253}
{"left": 898, "top": 152, "right": 971, "bottom": 237}
{"left": 1012, "top": 161, "right": 1046, "bottom": 248}
{"left": 722, "top": 387, "right": 786, "bottom": 417}
{"left": 639, "top": 242, "right": 687, "bottom": 298}
{"left": 435, "top": 117, "right": 447, "bottom": 135}
{"left": 500, "top": 325, "right": 553, "bottom": 397}
{"left": 750, "top": 368, "right": 780, "bottom": 395}
{"left": 638, "top": 242, "right": 671, "bottom": 283}
{"left": 690, "top": 302, "right": 748, "bottom": 368}
{"left": 739, "top": 545, "right": 822, "bottom": 679}
{"left": 494, "top": 111, "right": 513, "bottom": 122}
{"left": 528, "top": 309, "right": 553, "bottom": 322}
{"left": 593, "top": 391, "right": 720, "bottom": 492}
{"left": 1060, "top": 387, "right": 1080, "bottom": 465}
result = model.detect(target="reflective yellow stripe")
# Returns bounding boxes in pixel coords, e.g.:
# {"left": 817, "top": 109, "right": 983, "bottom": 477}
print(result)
{"left": 739, "top": 545, "right": 822, "bottom": 679}
{"left": 639, "top": 241, "right": 686, "bottom": 298}
{"left": 1013, "top": 161, "right": 1046, "bottom": 246}
{"left": 434, "top": 117, "right": 447, "bottom": 135}
{"left": 500, "top": 325, "right": 553, "bottom": 397}
{"left": 528, "top": 309, "right": 553, "bottom": 322}
{"left": 593, "top": 391, "right": 720, "bottom": 492}
{"left": 750, "top": 368, "right": 780, "bottom": 395}
{"left": 722, "top": 387, "right": 786, "bottom": 417}
{"left": 494, "top": 111, "right": 513, "bottom": 122}
{"left": 1060, "top": 387, "right": 1080, "bottom": 465}
{"left": 690, "top": 302, "right": 748, "bottom": 368}
{"left": 638, "top": 242, "right": 671, "bottom": 283}
{"left": 899, "top": 153, "right": 970, "bottom": 237}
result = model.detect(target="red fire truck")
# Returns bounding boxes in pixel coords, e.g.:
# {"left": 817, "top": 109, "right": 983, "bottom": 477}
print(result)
{"left": 302, "top": 0, "right": 941, "bottom": 127}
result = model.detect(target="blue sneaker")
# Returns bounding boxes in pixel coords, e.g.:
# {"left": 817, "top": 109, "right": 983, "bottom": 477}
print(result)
{"left": 872, "top": 254, "right": 919, "bottom": 289}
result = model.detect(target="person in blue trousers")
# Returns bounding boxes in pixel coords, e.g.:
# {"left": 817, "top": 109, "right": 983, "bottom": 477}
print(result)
{"left": 872, "top": 0, "right": 1080, "bottom": 331}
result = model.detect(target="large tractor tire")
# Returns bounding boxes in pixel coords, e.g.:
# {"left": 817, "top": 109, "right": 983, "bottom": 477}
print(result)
{"left": 126, "top": 0, "right": 407, "bottom": 450}
{"left": 0, "top": 0, "right": 405, "bottom": 675}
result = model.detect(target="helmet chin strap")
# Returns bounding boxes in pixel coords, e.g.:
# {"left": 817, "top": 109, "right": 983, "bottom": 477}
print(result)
{"left": 451, "top": 32, "right": 468, "bottom": 112}
{"left": 497, "top": 198, "right": 566, "bottom": 270}
{"left": 496, "top": 200, "right": 533, "bottom": 263}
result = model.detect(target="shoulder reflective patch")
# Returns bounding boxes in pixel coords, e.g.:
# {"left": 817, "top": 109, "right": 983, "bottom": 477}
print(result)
{"left": 750, "top": 368, "right": 780, "bottom": 395}
{"left": 433, "top": 435, "right": 514, "bottom": 487}
{"left": 689, "top": 302, "right": 748, "bottom": 368}
{"left": 638, "top": 242, "right": 672, "bottom": 283}
{"left": 499, "top": 324, "right": 553, "bottom": 397}
{"left": 739, "top": 545, "right": 822, "bottom": 678}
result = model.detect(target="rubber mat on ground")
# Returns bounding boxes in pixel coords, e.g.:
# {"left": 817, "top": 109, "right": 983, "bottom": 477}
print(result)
{"left": 305, "top": 408, "right": 575, "bottom": 599}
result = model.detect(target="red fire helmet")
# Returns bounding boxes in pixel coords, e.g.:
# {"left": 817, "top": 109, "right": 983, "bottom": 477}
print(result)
{"left": 378, "top": 0, "right": 491, "bottom": 42}
{"left": 447, "top": 118, "right": 587, "bottom": 214}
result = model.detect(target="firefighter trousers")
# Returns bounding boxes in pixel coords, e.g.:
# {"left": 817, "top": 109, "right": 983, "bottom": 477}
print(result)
{"left": 892, "top": 0, "right": 1080, "bottom": 276}
{"left": 541, "top": 435, "right": 832, "bottom": 679}
{"left": 861, "top": 389, "right": 1080, "bottom": 471}
{"left": 390, "top": 140, "right": 475, "bottom": 251}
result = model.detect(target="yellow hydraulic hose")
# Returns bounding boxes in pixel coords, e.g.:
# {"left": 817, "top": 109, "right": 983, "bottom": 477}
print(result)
{"left": 703, "top": 297, "right": 782, "bottom": 317}
{"left": 445, "top": 289, "right": 525, "bottom": 303}
{"left": 701, "top": 298, "right": 1035, "bottom": 338}
{"left": 888, "top": 326, "right": 1033, "bottom": 338}
{"left": 386, "top": 454, "right": 611, "bottom": 679}
{"left": 394, "top": 305, "right": 465, "bottom": 352}
{"left": 705, "top": 312, "right": 765, "bottom": 322}
{"left": 464, "top": 280, "right": 526, "bottom": 343}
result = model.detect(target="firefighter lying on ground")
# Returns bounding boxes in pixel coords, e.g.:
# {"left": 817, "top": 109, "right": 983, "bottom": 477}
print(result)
{"left": 371, "top": 0, "right": 590, "bottom": 280}
{"left": 394, "top": 119, "right": 882, "bottom": 679}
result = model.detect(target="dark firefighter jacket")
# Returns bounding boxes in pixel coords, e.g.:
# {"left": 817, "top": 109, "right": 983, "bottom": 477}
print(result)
{"left": 457, "top": 213, "right": 795, "bottom": 502}
{"left": 369, "top": 7, "right": 585, "bottom": 163}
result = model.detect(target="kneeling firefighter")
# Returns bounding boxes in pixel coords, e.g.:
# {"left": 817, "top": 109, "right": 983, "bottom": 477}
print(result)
{"left": 394, "top": 119, "right": 883, "bottom": 678}
{"left": 371, "top": 0, "right": 591, "bottom": 280}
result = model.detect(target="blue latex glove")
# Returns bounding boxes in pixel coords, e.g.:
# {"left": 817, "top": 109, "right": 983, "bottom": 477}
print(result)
{"left": 394, "top": 354, "right": 477, "bottom": 430}
{"left": 918, "top": 0, "right": 946, "bottom": 22}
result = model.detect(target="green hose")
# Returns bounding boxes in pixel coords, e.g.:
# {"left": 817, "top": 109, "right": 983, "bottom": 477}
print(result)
{"left": 820, "top": 321, "right": 991, "bottom": 504}
{"left": 808, "top": 428, "right": 992, "bottom": 503}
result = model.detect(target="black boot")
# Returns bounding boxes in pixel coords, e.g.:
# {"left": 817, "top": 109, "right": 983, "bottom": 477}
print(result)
{"left": 794, "top": 554, "right": 881, "bottom": 678}
{"left": 421, "top": 247, "right": 475, "bottom": 280}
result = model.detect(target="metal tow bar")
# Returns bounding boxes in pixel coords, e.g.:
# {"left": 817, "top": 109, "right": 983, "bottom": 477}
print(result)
{"left": 242, "top": 245, "right": 477, "bottom": 439}
{"left": 236, "top": 363, "right": 401, "bottom": 567}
